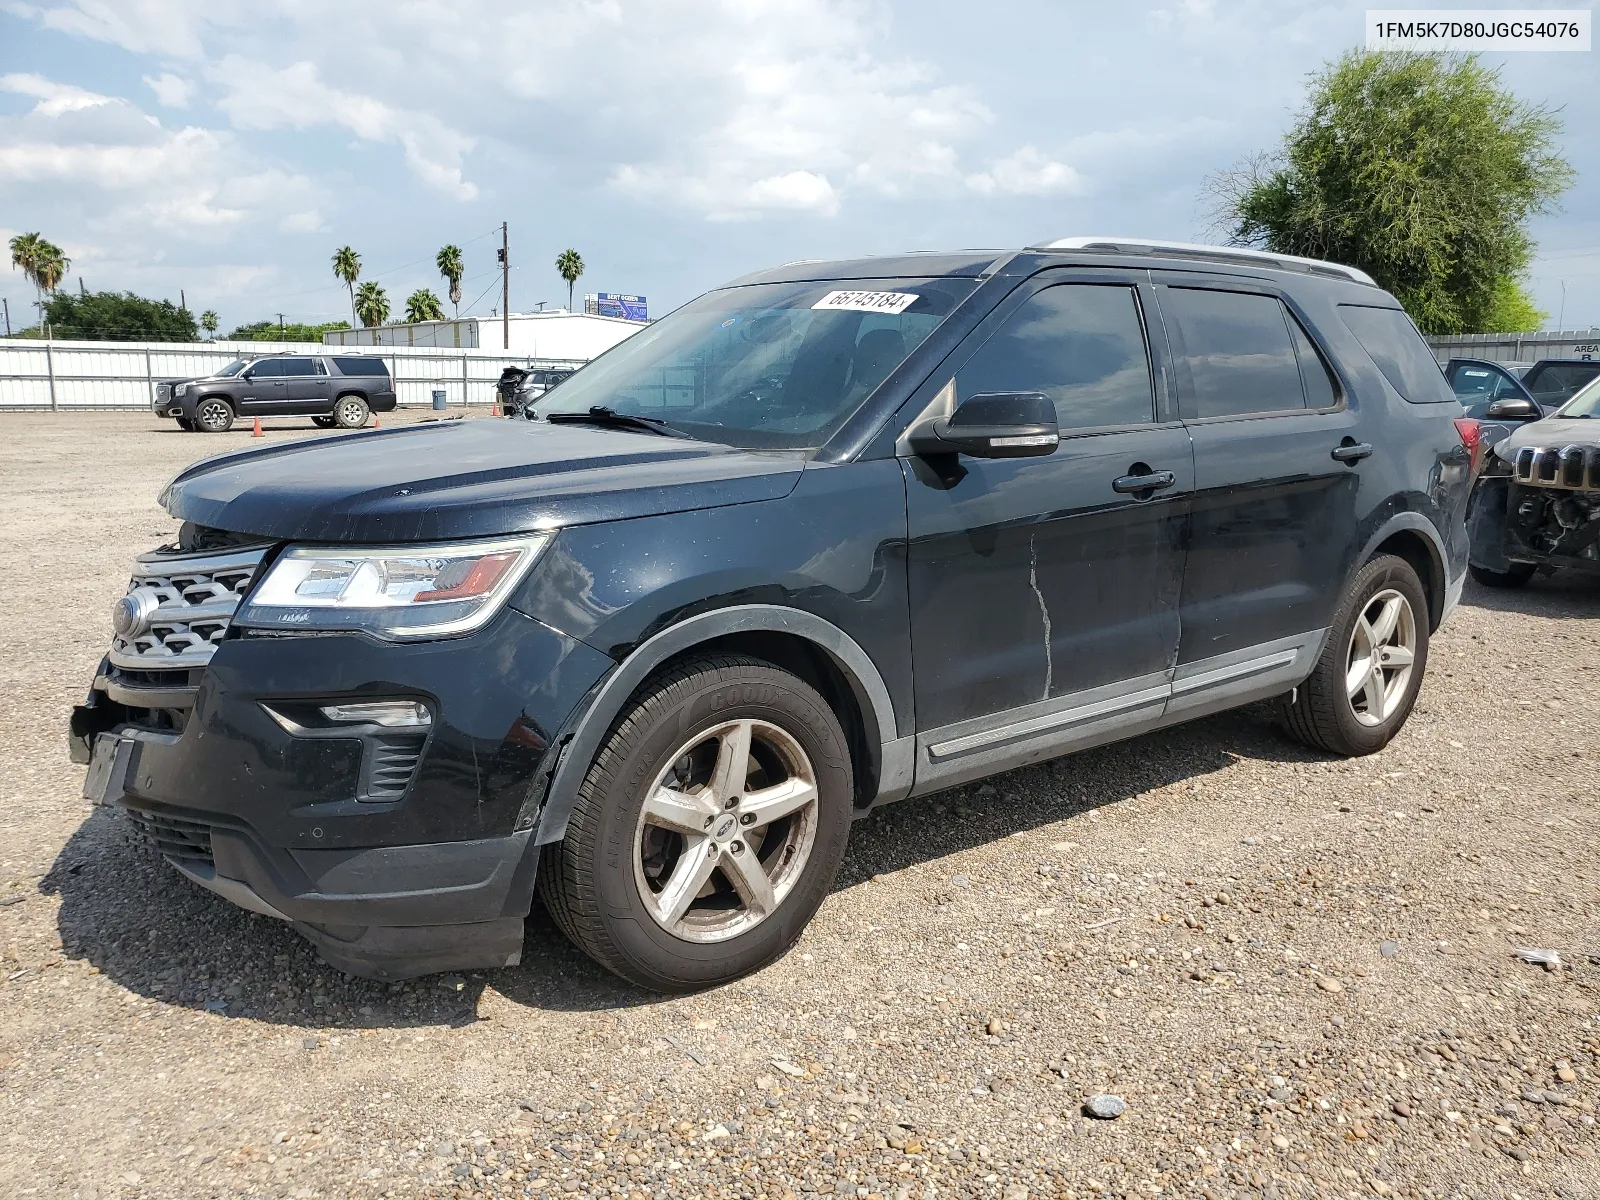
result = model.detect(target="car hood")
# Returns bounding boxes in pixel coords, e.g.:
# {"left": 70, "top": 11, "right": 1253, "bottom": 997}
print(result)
{"left": 1494, "top": 416, "right": 1600, "bottom": 461}
{"left": 160, "top": 419, "right": 806, "bottom": 543}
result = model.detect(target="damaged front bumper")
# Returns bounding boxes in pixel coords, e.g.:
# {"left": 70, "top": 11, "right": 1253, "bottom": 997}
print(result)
{"left": 71, "top": 608, "right": 614, "bottom": 979}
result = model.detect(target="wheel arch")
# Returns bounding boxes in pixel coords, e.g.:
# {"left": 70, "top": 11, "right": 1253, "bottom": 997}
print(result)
{"left": 1353, "top": 513, "right": 1449, "bottom": 632}
{"left": 526, "top": 605, "right": 910, "bottom": 849}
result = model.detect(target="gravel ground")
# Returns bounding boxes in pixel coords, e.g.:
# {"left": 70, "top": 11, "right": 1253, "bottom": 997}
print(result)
{"left": 1, "top": 411, "right": 1597, "bottom": 1200}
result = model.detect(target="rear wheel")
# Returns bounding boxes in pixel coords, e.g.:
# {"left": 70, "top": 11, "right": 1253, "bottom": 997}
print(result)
{"left": 1278, "top": 554, "right": 1429, "bottom": 756}
{"left": 539, "top": 655, "right": 853, "bottom": 991}
{"left": 333, "top": 395, "right": 370, "bottom": 428}
{"left": 194, "top": 398, "right": 234, "bottom": 433}
{"left": 1469, "top": 562, "right": 1536, "bottom": 589}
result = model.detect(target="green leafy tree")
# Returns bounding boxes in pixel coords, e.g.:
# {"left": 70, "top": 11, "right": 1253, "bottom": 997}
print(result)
{"left": 9, "top": 232, "right": 71, "bottom": 327}
{"left": 331, "top": 246, "right": 362, "bottom": 329}
{"left": 405, "top": 288, "right": 445, "bottom": 323}
{"left": 226, "top": 319, "right": 351, "bottom": 342}
{"left": 1481, "top": 277, "right": 1547, "bottom": 333}
{"left": 556, "top": 248, "right": 584, "bottom": 312}
{"left": 42, "top": 290, "right": 197, "bottom": 341}
{"left": 200, "top": 310, "right": 219, "bottom": 339}
{"left": 435, "top": 245, "right": 463, "bottom": 316}
{"left": 354, "top": 281, "right": 390, "bottom": 328}
{"left": 1210, "top": 51, "right": 1572, "bottom": 334}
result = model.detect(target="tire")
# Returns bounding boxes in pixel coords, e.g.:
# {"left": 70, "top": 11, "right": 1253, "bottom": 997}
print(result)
{"left": 1469, "top": 562, "right": 1536, "bottom": 589}
{"left": 194, "top": 398, "right": 234, "bottom": 433}
{"left": 1278, "top": 554, "right": 1430, "bottom": 757}
{"left": 333, "top": 395, "right": 370, "bottom": 429}
{"left": 174, "top": 417, "right": 195, "bottom": 431}
{"left": 311, "top": 415, "right": 337, "bottom": 429}
{"left": 539, "top": 655, "right": 854, "bottom": 992}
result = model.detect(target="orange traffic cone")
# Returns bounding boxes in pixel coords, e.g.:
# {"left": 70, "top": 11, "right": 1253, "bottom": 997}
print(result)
{"left": 251, "top": 417, "right": 263, "bottom": 438}
{"left": 373, "top": 417, "right": 381, "bottom": 429}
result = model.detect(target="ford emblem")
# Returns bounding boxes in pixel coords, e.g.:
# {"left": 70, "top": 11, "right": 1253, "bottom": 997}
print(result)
{"left": 112, "top": 590, "right": 160, "bottom": 639}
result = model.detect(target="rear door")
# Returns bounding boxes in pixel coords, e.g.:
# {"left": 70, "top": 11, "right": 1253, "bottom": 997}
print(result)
{"left": 280, "top": 357, "right": 329, "bottom": 412}
{"left": 1154, "top": 278, "right": 1361, "bottom": 715}
{"left": 902, "top": 270, "right": 1194, "bottom": 787}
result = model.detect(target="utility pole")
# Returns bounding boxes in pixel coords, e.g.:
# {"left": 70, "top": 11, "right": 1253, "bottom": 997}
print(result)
{"left": 180, "top": 288, "right": 187, "bottom": 312}
{"left": 278, "top": 312, "right": 286, "bottom": 340}
{"left": 498, "top": 221, "right": 509, "bottom": 350}
{"left": 2, "top": 298, "right": 9, "bottom": 338}
{"left": 1558, "top": 281, "right": 1567, "bottom": 331}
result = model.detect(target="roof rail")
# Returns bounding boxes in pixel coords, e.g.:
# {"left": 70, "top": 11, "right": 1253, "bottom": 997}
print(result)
{"left": 1032, "top": 236, "right": 1378, "bottom": 287}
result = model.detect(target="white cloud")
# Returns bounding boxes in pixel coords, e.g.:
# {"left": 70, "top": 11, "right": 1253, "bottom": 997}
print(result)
{"left": 209, "top": 56, "right": 478, "bottom": 201}
{"left": 29, "top": 0, "right": 216, "bottom": 58}
{"left": 142, "top": 71, "right": 192, "bottom": 108}
{"left": 966, "top": 147, "right": 1082, "bottom": 198}
{"left": 0, "top": 72, "right": 114, "bottom": 116}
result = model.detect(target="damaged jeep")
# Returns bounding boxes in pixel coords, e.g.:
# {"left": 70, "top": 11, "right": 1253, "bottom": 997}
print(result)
{"left": 1468, "top": 374, "right": 1600, "bottom": 587}
{"left": 71, "top": 239, "right": 1470, "bottom": 990}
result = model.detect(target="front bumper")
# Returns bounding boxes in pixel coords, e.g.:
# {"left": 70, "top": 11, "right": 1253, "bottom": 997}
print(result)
{"left": 71, "top": 607, "right": 614, "bottom": 977}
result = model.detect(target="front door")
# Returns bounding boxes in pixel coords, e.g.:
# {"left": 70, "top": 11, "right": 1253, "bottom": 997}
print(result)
{"left": 902, "top": 272, "right": 1193, "bottom": 789}
{"left": 1153, "top": 279, "right": 1362, "bottom": 718}
{"left": 235, "top": 359, "right": 285, "bottom": 413}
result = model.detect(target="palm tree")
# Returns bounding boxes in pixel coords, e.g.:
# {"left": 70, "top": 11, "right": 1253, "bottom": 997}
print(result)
{"left": 405, "top": 288, "right": 444, "bottom": 324}
{"left": 435, "top": 245, "right": 463, "bottom": 317}
{"left": 331, "top": 246, "right": 361, "bottom": 329}
{"left": 354, "top": 281, "right": 390, "bottom": 328}
{"left": 9, "top": 232, "right": 70, "bottom": 323}
{"left": 200, "top": 310, "right": 219, "bottom": 340}
{"left": 555, "top": 248, "right": 584, "bottom": 313}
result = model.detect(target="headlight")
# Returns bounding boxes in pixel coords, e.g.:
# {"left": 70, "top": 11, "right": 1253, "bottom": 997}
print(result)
{"left": 236, "top": 534, "right": 551, "bottom": 640}
{"left": 175, "top": 383, "right": 190, "bottom": 396}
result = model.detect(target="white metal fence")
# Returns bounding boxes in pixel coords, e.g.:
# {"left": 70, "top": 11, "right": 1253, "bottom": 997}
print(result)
{"left": 0, "top": 338, "right": 583, "bottom": 411}
{"left": 1424, "top": 329, "right": 1600, "bottom": 364}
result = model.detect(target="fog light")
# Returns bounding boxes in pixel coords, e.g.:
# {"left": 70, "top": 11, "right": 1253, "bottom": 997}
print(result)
{"left": 319, "top": 700, "right": 432, "bottom": 728}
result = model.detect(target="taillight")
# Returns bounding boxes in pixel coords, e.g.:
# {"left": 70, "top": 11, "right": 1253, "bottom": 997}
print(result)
{"left": 1454, "top": 417, "right": 1483, "bottom": 476}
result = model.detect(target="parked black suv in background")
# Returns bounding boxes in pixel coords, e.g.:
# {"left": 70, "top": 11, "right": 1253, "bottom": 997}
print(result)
{"left": 496, "top": 364, "right": 577, "bottom": 418}
{"left": 75, "top": 239, "right": 1471, "bottom": 990}
{"left": 154, "top": 353, "right": 397, "bottom": 432}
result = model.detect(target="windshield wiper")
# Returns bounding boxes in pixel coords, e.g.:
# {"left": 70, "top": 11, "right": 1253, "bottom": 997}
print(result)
{"left": 542, "top": 406, "right": 689, "bottom": 438}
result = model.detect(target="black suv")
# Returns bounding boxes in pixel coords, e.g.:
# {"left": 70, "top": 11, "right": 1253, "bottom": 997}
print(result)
{"left": 154, "top": 353, "right": 397, "bottom": 432}
{"left": 74, "top": 240, "right": 1471, "bottom": 990}
{"left": 495, "top": 364, "right": 577, "bottom": 418}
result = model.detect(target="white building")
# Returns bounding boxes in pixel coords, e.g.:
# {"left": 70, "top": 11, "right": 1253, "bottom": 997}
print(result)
{"left": 324, "top": 310, "right": 645, "bottom": 360}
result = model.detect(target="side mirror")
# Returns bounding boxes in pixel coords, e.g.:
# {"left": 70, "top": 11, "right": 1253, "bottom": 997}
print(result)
{"left": 909, "top": 391, "right": 1059, "bottom": 459}
{"left": 1485, "top": 397, "right": 1538, "bottom": 420}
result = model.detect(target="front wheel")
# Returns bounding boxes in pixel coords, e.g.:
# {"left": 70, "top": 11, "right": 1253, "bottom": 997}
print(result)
{"left": 332, "top": 395, "right": 370, "bottom": 428}
{"left": 539, "top": 655, "right": 854, "bottom": 991}
{"left": 194, "top": 398, "right": 234, "bottom": 433}
{"left": 1278, "top": 554, "right": 1430, "bottom": 756}
{"left": 311, "top": 415, "right": 337, "bottom": 429}
{"left": 174, "top": 417, "right": 195, "bottom": 431}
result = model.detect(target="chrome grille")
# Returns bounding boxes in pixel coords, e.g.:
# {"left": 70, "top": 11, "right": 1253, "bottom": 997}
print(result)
{"left": 1514, "top": 444, "right": 1600, "bottom": 492}
{"left": 108, "top": 546, "right": 267, "bottom": 670}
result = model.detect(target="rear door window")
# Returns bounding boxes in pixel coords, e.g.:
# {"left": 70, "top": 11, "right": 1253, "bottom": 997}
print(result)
{"left": 1162, "top": 288, "right": 1306, "bottom": 419}
{"left": 957, "top": 284, "right": 1154, "bottom": 430}
{"left": 1524, "top": 362, "right": 1600, "bottom": 405}
{"left": 280, "top": 358, "right": 317, "bottom": 376}
{"left": 1337, "top": 305, "right": 1455, "bottom": 404}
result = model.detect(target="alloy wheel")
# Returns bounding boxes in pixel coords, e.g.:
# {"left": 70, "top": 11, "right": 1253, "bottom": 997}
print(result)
{"left": 632, "top": 718, "right": 819, "bottom": 943}
{"left": 335, "top": 397, "right": 367, "bottom": 427}
{"left": 1344, "top": 588, "right": 1416, "bottom": 727}
{"left": 196, "top": 400, "right": 232, "bottom": 432}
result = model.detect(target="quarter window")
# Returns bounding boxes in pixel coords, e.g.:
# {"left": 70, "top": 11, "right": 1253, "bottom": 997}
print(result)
{"left": 1337, "top": 305, "right": 1455, "bottom": 405}
{"left": 956, "top": 284, "right": 1154, "bottom": 430}
{"left": 1164, "top": 288, "right": 1305, "bottom": 419}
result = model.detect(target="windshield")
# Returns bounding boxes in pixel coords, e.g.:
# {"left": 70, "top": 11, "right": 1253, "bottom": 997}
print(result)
{"left": 215, "top": 360, "right": 248, "bottom": 377}
{"left": 1555, "top": 373, "right": 1600, "bottom": 418}
{"left": 539, "top": 277, "right": 978, "bottom": 449}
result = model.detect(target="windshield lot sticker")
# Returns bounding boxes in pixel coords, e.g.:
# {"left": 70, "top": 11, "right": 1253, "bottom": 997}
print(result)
{"left": 811, "top": 290, "right": 919, "bottom": 315}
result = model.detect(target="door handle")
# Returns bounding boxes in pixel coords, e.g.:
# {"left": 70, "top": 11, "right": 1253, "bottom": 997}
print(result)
{"left": 1112, "top": 469, "right": 1177, "bottom": 494}
{"left": 1331, "top": 441, "right": 1373, "bottom": 464}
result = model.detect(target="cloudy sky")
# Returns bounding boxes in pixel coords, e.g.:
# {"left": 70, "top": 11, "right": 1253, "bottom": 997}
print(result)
{"left": 2, "top": 0, "right": 1597, "bottom": 335}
